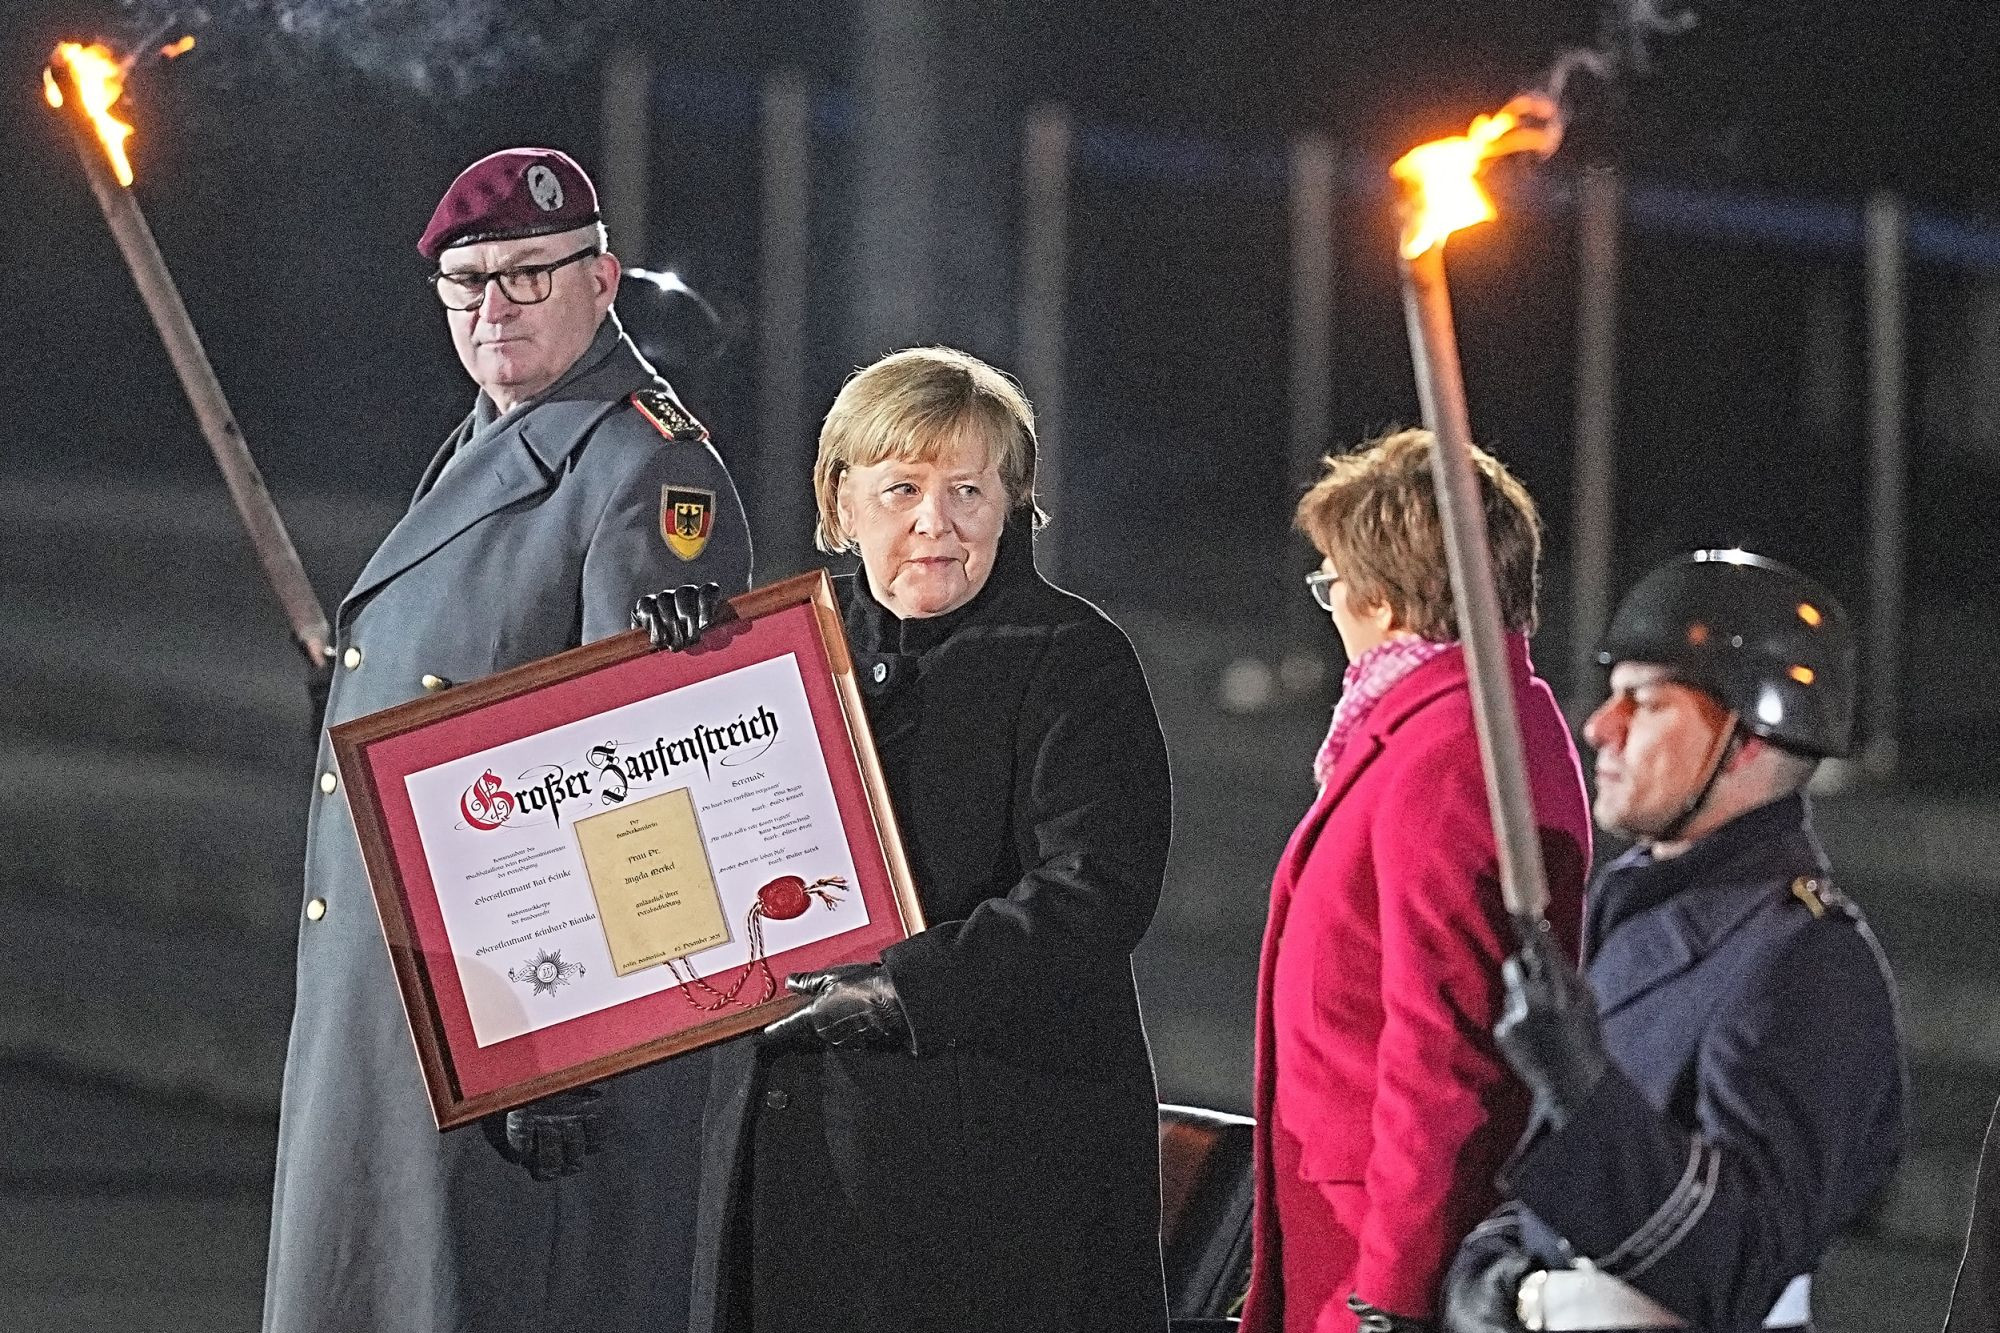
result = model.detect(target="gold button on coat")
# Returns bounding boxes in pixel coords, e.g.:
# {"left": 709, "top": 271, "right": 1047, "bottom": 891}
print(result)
{"left": 343, "top": 646, "right": 363, "bottom": 670}
{"left": 319, "top": 771, "right": 338, "bottom": 794}
{"left": 421, "top": 673, "right": 449, "bottom": 691}
{"left": 305, "top": 898, "right": 327, "bottom": 921}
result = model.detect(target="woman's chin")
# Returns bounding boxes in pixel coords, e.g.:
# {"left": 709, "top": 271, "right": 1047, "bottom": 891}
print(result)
{"left": 888, "top": 572, "right": 974, "bottom": 619}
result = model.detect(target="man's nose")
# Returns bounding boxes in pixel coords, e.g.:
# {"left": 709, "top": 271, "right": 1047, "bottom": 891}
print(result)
{"left": 1582, "top": 700, "right": 1620, "bottom": 751}
{"left": 475, "top": 279, "right": 521, "bottom": 320}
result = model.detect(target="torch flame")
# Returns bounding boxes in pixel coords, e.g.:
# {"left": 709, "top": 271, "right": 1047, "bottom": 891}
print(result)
{"left": 1392, "top": 92, "right": 1564, "bottom": 259}
{"left": 45, "top": 41, "right": 137, "bottom": 187}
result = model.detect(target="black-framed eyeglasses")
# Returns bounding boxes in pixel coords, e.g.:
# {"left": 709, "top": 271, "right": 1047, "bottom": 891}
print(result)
{"left": 1305, "top": 569, "right": 1342, "bottom": 612}
{"left": 429, "top": 245, "right": 602, "bottom": 311}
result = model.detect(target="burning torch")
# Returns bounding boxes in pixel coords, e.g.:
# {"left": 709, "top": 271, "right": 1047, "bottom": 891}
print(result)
{"left": 1391, "top": 95, "right": 1565, "bottom": 932}
{"left": 44, "top": 39, "right": 333, "bottom": 678}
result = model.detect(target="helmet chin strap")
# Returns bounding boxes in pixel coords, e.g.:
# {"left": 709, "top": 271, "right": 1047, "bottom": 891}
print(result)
{"left": 1652, "top": 709, "right": 1742, "bottom": 846}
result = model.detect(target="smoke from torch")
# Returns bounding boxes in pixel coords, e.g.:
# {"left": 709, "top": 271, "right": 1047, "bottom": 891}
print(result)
{"left": 1388, "top": 0, "right": 1693, "bottom": 260}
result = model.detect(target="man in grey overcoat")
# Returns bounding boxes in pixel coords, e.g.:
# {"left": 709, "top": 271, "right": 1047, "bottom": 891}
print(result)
{"left": 262, "top": 147, "right": 753, "bottom": 1333}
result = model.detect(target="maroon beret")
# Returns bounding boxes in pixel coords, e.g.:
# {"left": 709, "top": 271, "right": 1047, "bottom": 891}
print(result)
{"left": 418, "top": 148, "right": 602, "bottom": 261}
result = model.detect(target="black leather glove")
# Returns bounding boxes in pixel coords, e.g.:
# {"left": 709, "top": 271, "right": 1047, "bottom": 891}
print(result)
{"left": 502, "top": 1086, "right": 611, "bottom": 1181}
{"left": 1496, "top": 923, "right": 1610, "bottom": 1132}
{"left": 631, "top": 582, "right": 727, "bottom": 651}
{"left": 1348, "top": 1293, "right": 1438, "bottom": 1333}
{"left": 1442, "top": 1239, "right": 1535, "bottom": 1333}
{"left": 761, "top": 963, "right": 912, "bottom": 1052}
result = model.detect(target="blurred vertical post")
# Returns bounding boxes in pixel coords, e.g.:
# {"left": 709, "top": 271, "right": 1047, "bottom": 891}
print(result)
{"left": 1285, "top": 131, "right": 1338, "bottom": 664}
{"left": 1018, "top": 102, "right": 1071, "bottom": 581}
{"left": 1863, "top": 192, "right": 1907, "bottom": 776}
{"left": 758, "top": 72, "right": 815, "bottom": 576}
{"left": 598, "top": 46, "right": 654, "bottom": 264}
{"left": 1568, "top": 169, "right": 1622, "bottom": 710}
{"left": 851, "top": 0, "right": 939, "bottom": 359}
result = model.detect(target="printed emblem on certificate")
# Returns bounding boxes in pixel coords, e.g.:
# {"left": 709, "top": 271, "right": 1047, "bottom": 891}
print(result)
{"left": 330, "top": 572, "right": 922, "bottom": 1130}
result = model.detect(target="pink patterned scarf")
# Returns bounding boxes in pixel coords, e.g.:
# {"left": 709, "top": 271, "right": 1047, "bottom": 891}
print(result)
{"left": 1313, "top": 635, "right": 1454, "bottom": 789}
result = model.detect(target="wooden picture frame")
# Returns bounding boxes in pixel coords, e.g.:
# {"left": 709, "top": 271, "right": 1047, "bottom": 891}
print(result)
{"left": 331, "top": 571, "right": 922, "bottom": 1130}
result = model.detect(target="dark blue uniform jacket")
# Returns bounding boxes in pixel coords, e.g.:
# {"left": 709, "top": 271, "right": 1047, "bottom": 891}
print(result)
{"left": 1506, "top": 793, "right": 1907, "bottom": 1331}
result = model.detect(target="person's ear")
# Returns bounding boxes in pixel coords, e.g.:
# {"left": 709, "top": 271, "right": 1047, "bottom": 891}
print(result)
{"left": 592, "top": 253, "right": 621, "bottom": 310}
{"left": 1721, "top": 728, "right": 1761, "bottom": 775}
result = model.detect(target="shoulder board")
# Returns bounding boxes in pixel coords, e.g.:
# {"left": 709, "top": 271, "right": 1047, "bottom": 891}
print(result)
{"left": 1787, "top": 874, "right": 1857, "bottom": 921}
{"left": 630, "top": 388, "right": 709, "bottom": 443}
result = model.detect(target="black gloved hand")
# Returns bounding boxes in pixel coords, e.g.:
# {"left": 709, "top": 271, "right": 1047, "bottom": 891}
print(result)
{"left": 1496, "top": 922, "right": 1610, "bottom": 1132}
{"left": 761, "top": 963, "right": 912, "bottom": 1052}
{"left": 502, "top": 1086, "right": 611, "bottom": 1181}
{"left": 1442, "top": 1239, "right": 1535, "bottom": 1333}
{"left": 1348, "top": 1293, "right": 1438, "bottom": 1333}
{"left": 631, "top": 583, "right": 727, "bottom": 651}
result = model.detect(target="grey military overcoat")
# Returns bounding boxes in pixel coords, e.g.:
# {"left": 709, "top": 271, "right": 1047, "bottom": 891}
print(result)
{"left": 263, "top": 316, "right": 752, "bottom": 1333}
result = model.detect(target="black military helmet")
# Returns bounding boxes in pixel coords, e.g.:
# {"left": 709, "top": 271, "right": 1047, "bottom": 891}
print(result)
{"left": 1597, "top": 550, "right": 1856, "bottom": 758}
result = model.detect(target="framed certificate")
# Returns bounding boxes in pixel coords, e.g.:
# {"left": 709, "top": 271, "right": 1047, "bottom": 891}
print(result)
{"left": 330, "top": 571, "right": 923, "bottom": 1130}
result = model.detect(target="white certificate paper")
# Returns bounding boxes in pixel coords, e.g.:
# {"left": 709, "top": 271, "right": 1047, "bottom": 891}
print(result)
{"left": 402, "top": 653, "right": 872, "bottom": 1047}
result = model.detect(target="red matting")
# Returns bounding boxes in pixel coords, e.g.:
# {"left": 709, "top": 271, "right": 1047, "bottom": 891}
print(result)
{"left": 333, "top": 573, "right": 920, "bottom": 1127}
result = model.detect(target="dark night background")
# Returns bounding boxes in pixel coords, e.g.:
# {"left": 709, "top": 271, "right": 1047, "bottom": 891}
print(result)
{"left": 4, "top": 1, "right": 2000, "bottom": 1327}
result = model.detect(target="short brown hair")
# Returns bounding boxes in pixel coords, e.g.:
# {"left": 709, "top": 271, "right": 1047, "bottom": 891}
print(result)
{"left": 813, "top": 346, "right": 1046, "bottom": 553}
{"left": 1294, "top": 428, "right": 1541, "bottom": 640}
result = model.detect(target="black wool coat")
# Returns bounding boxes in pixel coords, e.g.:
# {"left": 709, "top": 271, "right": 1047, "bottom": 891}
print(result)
{"left": 688, "top": 527, "right": 1172, "bottom": 1333}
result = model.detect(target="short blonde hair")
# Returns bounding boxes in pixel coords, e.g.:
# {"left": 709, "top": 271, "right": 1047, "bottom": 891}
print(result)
{"left": 1295, "top": 427, "right": 1542, "bottom": 640}
{"left": 813, "top": 346, "right": 1046, "bottom": 553}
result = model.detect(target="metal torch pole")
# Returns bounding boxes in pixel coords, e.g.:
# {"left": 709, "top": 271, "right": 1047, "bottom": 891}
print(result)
{"left": 1399, "top": 243, "right": 1550, "bottom": 928}
{"left": 50, "top": 59, "right": 332, "bottom": 670}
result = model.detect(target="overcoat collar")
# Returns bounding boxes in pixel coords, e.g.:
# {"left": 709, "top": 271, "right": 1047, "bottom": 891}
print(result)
{"left": 1584, "top": 792, "right": 1828, "bottom": 1017}
{"left": 843, "top": 517, "right": 1040, "bottom": 699}
{"left": 1306, "top": 635, "right": 1533, "bottom": 818}
{"left": 339, "top": 315, "right": 655, "bottom": 623}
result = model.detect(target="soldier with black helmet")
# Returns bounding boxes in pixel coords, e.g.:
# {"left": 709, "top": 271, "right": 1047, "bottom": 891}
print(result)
{"left": 1442, "top": 550, "right": 1908, "bottom": 1333}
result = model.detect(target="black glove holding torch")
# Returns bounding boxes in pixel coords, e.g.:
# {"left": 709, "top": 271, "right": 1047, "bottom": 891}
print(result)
{"left": 1436, "top": 927, "right": 1611, "bottom": 1331}
{"left": 1496, "top": 922, "right": 1610, "bottom": 1132}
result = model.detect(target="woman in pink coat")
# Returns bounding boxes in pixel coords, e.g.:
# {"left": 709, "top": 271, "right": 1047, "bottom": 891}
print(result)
{"left": 1240, "top": 429, "right": 1593, "bottom": 1333}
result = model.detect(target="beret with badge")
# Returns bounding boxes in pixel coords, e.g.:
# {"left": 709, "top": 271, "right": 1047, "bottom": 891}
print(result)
{"left": 418, "top": 147, "right": 602, "bottom": 262}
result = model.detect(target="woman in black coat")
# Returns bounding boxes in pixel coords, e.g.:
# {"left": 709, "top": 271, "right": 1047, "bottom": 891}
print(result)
{"left": 639, "top": 346, "right": 1172, "bottom": 1333}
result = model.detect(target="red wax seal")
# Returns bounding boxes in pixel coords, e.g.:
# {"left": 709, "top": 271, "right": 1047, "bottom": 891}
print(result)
{"left": 757, "top": 876, "right": 811, "bottom": 921}
{"left": 664, "top": 876, "right": 850, "bottom": 1012}
{"left": 755, "top": 875, "right": 848, "bottom": 922}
